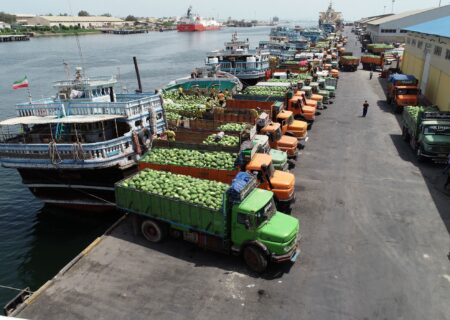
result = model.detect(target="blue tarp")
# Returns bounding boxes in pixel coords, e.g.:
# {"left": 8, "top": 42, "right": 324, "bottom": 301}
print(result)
{"left": 388, "top": 73, "right": 417, "bottom": 83}
{"left": 228, "top": 172, "right": 253, "bottom": 201}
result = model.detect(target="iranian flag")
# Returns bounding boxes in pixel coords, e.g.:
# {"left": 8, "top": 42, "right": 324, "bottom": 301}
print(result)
{"left": 12, "top": 76, "right": 29, "bottom": 90}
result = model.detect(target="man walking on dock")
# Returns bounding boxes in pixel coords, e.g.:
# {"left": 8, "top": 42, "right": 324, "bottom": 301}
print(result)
{"left": 362, "top": 100, "right": 369, "bottom": 117}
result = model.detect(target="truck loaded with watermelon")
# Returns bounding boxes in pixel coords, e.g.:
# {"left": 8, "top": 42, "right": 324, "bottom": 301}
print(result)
{"left": 115, "top": 170, "right": 300, "bottom": 273}
{"left": 402, "top": 106, "right": 450, "bottom": 162}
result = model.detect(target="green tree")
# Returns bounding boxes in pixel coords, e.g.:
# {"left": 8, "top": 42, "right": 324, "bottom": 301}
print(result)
{"left": 0, "top": 12, "right": 17, "bottom": 24}
{"left": 101, "top": 13, "right": 112, "bottom": 17}
{"left": 78, "top": 10, "right": 89, "bottom": 17}
{"left": 125, "top": 15, "right": 138, "bottom": 22}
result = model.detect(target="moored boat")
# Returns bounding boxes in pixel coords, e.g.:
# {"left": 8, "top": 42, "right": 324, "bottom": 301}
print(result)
{"left": 0, "top": 68, "right": 167, "bottom": 211}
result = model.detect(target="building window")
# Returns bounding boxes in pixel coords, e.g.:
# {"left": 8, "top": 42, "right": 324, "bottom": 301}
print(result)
{"left": 411, "top": 39, "right": 416, "bottom": 46}
{"left": 417, "top": 41, "right": 423, "bottom": 49}
{"left": 381, "top": 28, "right": 396, "bottom": 33}
{"left": 446, "top": 49, "right": 450, "bottom": 60}
{"left": 434, "top": 46, "right": 442, "bottom": 56}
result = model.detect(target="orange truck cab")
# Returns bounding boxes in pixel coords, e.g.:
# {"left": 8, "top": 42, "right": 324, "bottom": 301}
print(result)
{"left": 246, "top": 153, "right": 296, "bottom": 210}
{"left": 296, "top": 89, "right": 322, "bottom": 109}
{"left": 288, "top": 96, "right": 316, "bottom": 125}
{"left": 276, "top": 109, "right": 308, "bottom": 148}
{"left": 387, "top": 74, "right": 419, "bottom": 113}
{"left": 257, "top": 115, "right": 298, "bottom": 160}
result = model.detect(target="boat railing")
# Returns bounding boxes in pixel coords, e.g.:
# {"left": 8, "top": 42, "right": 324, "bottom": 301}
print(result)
{"left": 53, "top": 77, "right": 116, "bottom": 87}
{"left": 208, "top": 61, "right": 269, "bottom": 73}
{"left": 0, "top": 135, "right": 135, "bottom": 167}
{"left": 15, "top": 94, "right": 162, "bottom": 118}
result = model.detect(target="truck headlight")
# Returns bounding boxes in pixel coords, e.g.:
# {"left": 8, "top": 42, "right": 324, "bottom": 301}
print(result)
{"left": 283, "top": 245, "right": 292, "bottom": 252}
{"left": 423, "top": 144, "right": 432, "bottom": 152}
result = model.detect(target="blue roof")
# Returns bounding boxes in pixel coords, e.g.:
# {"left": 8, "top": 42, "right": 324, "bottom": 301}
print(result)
{"left": 403, "top": 16, "right": 450, "bottom": 38}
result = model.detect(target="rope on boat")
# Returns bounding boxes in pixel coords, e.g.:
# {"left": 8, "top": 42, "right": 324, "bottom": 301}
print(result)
{"left": 48, "top": 141, "right": 62, "bottom": 165}
{"left": 72, "top": 142, "right": 85, "bottom": 161}
{"left": 0, "top": 284, "right": 33, "bottom": 294}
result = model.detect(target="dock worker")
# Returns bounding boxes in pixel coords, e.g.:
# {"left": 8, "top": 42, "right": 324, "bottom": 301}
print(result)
{"left": 217, "top": 91, "right": 226, "bottom": 107}
{"left": 369, "top": 69, "right": 373, "bottom": 80}
{"left": 178, "top": 86, "right": 185, "bottom": 98}
{"left": 362, "top": 100, "right": 369, "bottom": 117}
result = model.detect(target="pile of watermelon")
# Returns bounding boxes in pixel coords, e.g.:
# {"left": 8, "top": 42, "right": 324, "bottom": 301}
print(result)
{"left": 203, "top": 134, "right": 239, "bottom": 147}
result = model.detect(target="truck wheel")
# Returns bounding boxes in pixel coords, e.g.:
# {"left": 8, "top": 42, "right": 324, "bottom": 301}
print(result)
{"left": 416, "top": 147, "right": 426, "bottom": 163}
{"left": 401, "top": 126, "right": 410, "bottom": 142}
{"left": 243, "top": 245, "right": 268, "bottom": 273}
{"left": 141, "top": 220, "right": 166, "bottom": 243}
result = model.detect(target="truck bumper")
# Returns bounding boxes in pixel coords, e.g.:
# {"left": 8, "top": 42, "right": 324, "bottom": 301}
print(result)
{"left": 287, "top": 149, "right": 299, "bottom": 160}
{"left": 420, "top": 150, "right": 449, "bottom": 163}
{"left": 272, "top": 244, "right": 300, "bottom": 263}
{"left": 277, "top": 191, "right": 296, "bottom": 209}
{"left": 297, "top": 135, "right": 308, "bottom": 149}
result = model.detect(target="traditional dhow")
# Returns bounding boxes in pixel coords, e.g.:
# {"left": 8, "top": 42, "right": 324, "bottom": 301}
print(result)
{"left": 0, "top": 68, "right": 167, "bottom": 211}
{"left": 205, "top": 33, "right": 270, "bottom": 86}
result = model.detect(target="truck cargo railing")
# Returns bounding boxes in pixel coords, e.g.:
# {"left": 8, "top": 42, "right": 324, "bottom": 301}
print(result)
{"left": 422, "top": 111, "right": 450, "bottom": 120}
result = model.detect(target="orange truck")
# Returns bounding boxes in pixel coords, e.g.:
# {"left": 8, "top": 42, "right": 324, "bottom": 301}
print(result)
{"left": 339, "top": 52, "right": 360, "bottom": 72}
{"left": 387, "top": 74, "right": 419, "bottom": 113}
{"left": 226, "top": 99, "right": 308, "bottom": 147}
{"left": 256, "top": 113, "right": 299, "bottom": 160}
{"left": 360, "top": 54, "right": 384, "bottom": 70}
{"left": 139, "top": 140, "right": 296, "bottom": 211}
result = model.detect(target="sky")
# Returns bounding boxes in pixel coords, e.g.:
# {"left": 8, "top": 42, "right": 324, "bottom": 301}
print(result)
{"left": 2, "top": 0, "right": 449, "bottom": 21}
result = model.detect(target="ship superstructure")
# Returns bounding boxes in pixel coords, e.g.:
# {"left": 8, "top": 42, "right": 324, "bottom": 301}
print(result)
{"left": 0, "top": 68, "right": 167, "bottom": 211}
{"left": 319, "top": 1, "right": 343, "bottom": 32}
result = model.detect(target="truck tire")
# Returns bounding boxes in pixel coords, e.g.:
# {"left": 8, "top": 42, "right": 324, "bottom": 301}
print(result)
{"left": 401, "top": 126, "right": 410, "bottom": 142}
{"left": 416, "top": 147, "right": 426, "bottom": 163}
{"left": 141, "top": 220, "right": 166, "bottom": 243}
{"left": 243, "top": 245, "right": 268, "bottom": 273}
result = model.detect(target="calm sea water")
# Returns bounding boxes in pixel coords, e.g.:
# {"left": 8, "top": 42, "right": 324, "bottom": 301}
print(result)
{"left": 0, "top": 22, "right": 315, "bottom": 307}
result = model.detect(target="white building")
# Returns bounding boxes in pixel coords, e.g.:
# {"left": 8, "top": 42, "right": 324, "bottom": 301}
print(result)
{"left": 22, "top": 16, "right": 125, "bottom": 28}
{"left": 366, "top": 5, "right": 450, "bottom": 43}
{"left": 0, "top": 21, "right": 11, "bottom": 29}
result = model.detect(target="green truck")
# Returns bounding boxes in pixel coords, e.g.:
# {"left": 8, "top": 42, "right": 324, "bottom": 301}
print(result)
{"left": 402, "top": 106, "right": 450, "bottom": 162}
{"left": 115, "top": 169, "right": 300, "bottom": 273}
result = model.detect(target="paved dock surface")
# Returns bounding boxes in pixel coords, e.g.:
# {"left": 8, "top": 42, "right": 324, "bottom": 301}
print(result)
{"left": 16, "top": 28, "right": 450, "bottom": 320}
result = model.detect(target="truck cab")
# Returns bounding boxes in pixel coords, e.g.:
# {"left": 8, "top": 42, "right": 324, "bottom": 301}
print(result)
{"left": 252, "top": 134, "right": 289, "bottom": 171}
{"left": 416, "top": 118, "right": 450, "bottom": 161}
{"left": 296, "top": 90, "right": 319, "bottom": 109}
{"left": 258, "top": 121, "right": 298, "bottom": 159}
{"left": 230, "top": 183, "right": 299, "bottom": 272}
{"left": 245, "top": 153, "right": 295, "bottom": 211}
{"left": 387, "top": 74, "right": 419, "bottom": 113}
{"left": 276, "top": 109, "right": 308, "bottom": 147}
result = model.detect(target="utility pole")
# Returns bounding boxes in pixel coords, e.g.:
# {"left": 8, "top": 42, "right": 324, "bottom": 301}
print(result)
{"left": 383, "top": 5, "right": 387, "bottom": 14}
{"left": 392, "top": 0, "right": 395, "bottom": 13}
{"left": 439, "top": 0, "right": 442, "bottom": 7}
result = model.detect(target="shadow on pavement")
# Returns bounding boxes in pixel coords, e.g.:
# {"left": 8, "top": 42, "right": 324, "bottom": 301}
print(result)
{"left": 389, "top": 134, "right": 450, "bottom": 233}
{"left": 110, "top": 214, "right": 295, "bottom": 280}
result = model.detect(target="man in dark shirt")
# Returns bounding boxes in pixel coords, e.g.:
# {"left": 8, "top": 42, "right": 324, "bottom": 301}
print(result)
{"left": 362, "top": 100, "right": 369, "bottom": 117}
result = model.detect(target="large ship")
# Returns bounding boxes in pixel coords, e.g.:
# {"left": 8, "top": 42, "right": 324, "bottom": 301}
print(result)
{"left": 319, "top": 1, "right": 343, "bottom": 33}
{"left": 205, "top": 33, "right": 270, "bottom": 86}
{"left": 177, "top": 6, "right": 221, "bottom": 32}
{"left": 0, "top": 68, "right": 167, "bottom": 211}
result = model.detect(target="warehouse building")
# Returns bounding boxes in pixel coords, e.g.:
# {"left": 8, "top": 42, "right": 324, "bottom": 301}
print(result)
{"left": 366, "top": 5, "right": 450, "bottom": 43}
{"left": 22, "top": 16, "right": 125, "bottom": 28}
{"left": 401, "top": 16, "right": 450, "bottom": 111}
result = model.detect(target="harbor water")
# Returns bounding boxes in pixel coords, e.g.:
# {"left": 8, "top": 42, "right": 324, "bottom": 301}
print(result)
{"left": 0, "top": 24, "right": 314, "bottom": 308}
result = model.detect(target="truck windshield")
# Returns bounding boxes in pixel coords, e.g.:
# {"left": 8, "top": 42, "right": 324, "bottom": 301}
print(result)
{"left": 287, "top": 115, "right": 294, "bottom": 125}
{"left": 256, "top": 198, "right": 277, "bottom": 226}
{"left": 423, "top": 125, "right": 450, "bottom": 136}
{"left": 397, "top": 89, "right": 418, "bottom": 95}
{"left": 274, "top": 127, "right": 282, "bottom": 141}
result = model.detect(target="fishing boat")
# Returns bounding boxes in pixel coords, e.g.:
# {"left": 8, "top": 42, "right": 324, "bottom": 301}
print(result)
{"left": 177, "top": 6, "right": 221, "bottom": 32}
{"left": 0, "top": 68, "right": 167, "bottom": 211}
{"left": 164, "top": 66, "right": 243, "bottom": 93}
{"left": 205, "top": 33, "right": 270, "bottom": 86}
